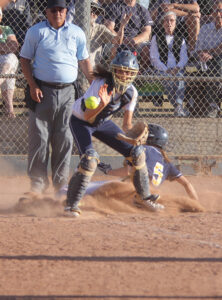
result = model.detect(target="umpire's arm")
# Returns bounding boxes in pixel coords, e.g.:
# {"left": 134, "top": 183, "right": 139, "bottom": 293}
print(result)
{"left": 20, "top": 57, "right": 43, "bottom": 103}
{"left": 78, "top": 58, "right": 94, "bottom": 84}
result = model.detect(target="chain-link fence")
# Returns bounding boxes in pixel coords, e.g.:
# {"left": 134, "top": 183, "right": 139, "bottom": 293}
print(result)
{"left": 0, "top": 0, "right": 221, "bottom": 158}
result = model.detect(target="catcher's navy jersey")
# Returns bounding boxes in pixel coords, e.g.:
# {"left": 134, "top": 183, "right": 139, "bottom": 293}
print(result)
{"left": 144, "top": 145, "right": 182, "bottom": 187}
{"left": 72, "top": 78, "right": 137, "bottom": 125}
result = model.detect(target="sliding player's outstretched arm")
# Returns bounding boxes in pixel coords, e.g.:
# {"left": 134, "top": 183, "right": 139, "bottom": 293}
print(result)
{"left": 175, "top": 175, "right": 199, "bottom": 201}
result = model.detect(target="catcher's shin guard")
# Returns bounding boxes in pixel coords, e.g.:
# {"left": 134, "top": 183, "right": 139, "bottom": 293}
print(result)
{"left": 66, "top": 149, "right": 99, "bottom": 212}
{"left": 130, "top": 145, "right": 150, "bottom": 200}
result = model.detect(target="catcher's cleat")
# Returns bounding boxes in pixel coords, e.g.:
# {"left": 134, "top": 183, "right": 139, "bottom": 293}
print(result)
{"left": 134, "top": 194, "right": 164, "bottom": 212}
{"left": 64, "top": 206, "right": 81, "bottom": 217}
{"left": 146, "top": 194, "right": 160, "bottom": 202}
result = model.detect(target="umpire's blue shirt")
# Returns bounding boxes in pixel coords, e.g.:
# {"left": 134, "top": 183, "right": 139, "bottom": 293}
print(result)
{"left": 20, "top": 20, "right": 89, "bottom": 83}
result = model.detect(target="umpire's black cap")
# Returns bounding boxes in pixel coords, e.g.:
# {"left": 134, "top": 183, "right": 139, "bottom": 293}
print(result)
{"left": 47, "top": 0, "right": 67, "bottom": 9}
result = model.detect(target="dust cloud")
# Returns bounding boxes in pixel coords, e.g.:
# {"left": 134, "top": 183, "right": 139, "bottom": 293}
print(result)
{"left": 1, "top": 175, "right": 221, "bottom": 218}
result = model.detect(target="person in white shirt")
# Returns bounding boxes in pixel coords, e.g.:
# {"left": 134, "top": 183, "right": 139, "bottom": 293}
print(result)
{"left": 150, "top": 11, "right": 189, "bottom": 117}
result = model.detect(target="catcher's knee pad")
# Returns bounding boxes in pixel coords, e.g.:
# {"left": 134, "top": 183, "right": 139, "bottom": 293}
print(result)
{"left": 130, "top": 145, "right": 146, "bottom": 170}
{"left": 78, "top": 149, "right": 99, "bottom": 176}
{"left": 130, "top": 146, "right": 150, "bottom": 200}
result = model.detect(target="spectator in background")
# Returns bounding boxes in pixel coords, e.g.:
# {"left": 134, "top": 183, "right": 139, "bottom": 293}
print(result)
{"left": 196, "top": 1, "right": 222, "bottom": 67}
{"left": 150, "top": 11, "right": 189, "bottom": 117}
{"left": 20, "top": 0, "right": 93, "bottom": 196}
{"left": 194, "top": 0, "right": 222, "bottom": 117}
{"left": 89, "top": 1, "right": 131, "bottom": 68}
{"left": 0, "top": 7, "right": 19, "bottom": 118}
{"left": 2, "top": 0, "right": 32, "bottom": 46}
{"left": 95, "top": 0, "right": 116, "bottom": 24}
{"left": 99, "top": 0, "right": 117, "bottom": 11}
{"left": 199, "top": 0, "right": 214, "bottom": 25}
{"left": 150, "top": 0, "right": 200, "bottom": 53}
{"left": 104, "top": 0, "right": 153, "bottom": 73}
{"left": 28, "top": 0, "right": 47, "bottom": 23}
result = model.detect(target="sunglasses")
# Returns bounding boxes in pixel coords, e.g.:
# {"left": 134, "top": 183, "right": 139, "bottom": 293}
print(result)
{"left": 50, "top": 7, "right": 65, "bottom": 14}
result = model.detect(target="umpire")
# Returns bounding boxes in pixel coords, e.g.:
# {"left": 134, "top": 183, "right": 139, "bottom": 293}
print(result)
{"left": 20, "top": 0, "right": 93, "bottom": 195}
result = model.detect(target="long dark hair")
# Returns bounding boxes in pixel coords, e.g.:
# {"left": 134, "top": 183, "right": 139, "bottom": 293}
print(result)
{"left": 93, "top": 64, "right": 112, "bottom": 80}
{"left": 152, "top": 146, "right": 171, "bottom": 163}
{"left": 159, "top": 148, "right": 171, "bottom": 163}
{"left": 93, "top": 64, "right": 114, "bottom": 93}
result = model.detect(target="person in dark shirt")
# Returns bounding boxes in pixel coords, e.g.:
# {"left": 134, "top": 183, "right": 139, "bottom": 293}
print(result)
{"left": 105, "top": 0, "right": 153, "bottom": 50}
{"left": 2, "top": 0, "right": 32, "bottom": 46}
{"left": 104, "top": 0, "right": 153, "bottom": 72}
{"left": 194, "top": 0, "right": 222, "bottom": 117}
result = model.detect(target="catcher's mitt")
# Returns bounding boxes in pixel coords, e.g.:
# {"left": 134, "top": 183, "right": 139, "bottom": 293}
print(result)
{"left": 117, "top": 121, "right": 149, "bottom": 146}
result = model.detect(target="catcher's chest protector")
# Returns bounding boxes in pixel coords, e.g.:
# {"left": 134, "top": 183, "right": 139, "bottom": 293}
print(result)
{"left": 91, "top": 82, "right": 134, "bottom": 126}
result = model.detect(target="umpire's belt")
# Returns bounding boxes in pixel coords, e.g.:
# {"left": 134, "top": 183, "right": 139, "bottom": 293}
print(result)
{"left": 36, "top": 79, "right": 74, "bottom": 89}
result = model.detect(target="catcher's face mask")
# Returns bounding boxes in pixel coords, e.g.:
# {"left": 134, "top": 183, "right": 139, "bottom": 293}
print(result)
{"left": 110, "top": 50, "right": 139, "bottom": 94}
{"left": 111, "top": 65, "right": 138, "bottom": 94}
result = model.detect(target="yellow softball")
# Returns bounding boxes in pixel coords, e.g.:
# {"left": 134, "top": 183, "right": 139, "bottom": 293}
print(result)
{"left": 84, "top": 96, "right": 100, "bottom": 109}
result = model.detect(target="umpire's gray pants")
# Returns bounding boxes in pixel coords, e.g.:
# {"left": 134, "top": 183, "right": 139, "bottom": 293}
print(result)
{"left": 28, "top": 84, "right": 75, "bottom": 193}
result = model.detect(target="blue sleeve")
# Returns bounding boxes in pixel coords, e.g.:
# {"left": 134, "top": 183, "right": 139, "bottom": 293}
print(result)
{"left": 75, "top": 26, "right": 89, "bottom": 61}
{"left": 20, "top": 26, "right": 39, "bottom": 60}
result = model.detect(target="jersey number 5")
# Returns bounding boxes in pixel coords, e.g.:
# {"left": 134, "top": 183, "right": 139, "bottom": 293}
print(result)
{"left": 152, "top": 162, "right": 163, "bottom": 186}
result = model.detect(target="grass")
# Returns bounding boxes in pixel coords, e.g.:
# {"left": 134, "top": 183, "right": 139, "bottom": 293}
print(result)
{"left": 135, "top": 82, "right": 164, "bottom": 96}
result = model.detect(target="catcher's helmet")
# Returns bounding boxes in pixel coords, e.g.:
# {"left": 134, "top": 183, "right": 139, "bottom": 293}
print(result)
{"left": 110, "top": 50, "right": 139, "bottom": 94}
{"left": 147, "top": 124, "right": 168, "bottom": 149}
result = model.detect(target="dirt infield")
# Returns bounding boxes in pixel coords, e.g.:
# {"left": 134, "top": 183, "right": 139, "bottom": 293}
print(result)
{"left": 0, "top": 174, "right": 222, "bottom": 299}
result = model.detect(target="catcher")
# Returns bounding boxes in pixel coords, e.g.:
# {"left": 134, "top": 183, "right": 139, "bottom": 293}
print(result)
{"left": 64, "top": 49, "right": 161, "bottom": 217}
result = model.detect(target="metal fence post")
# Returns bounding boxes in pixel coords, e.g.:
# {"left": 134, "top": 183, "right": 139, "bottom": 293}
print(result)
{"left": 74, "top": 0, "right": 91, "bottom": 93}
